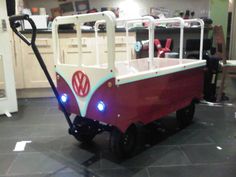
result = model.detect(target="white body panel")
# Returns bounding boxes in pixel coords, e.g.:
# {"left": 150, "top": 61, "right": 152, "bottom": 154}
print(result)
{"left": 115, "top": 58, "right": 206, "bottom": 85}
{"left": 53, "top": 12, "right": 116, "bottom": 117}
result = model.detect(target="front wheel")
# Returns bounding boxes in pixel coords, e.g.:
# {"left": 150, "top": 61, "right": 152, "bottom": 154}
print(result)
{"left": 176, "top": 102, "right": 195, "bottom": 128}
{"left": 110, "top": 125, "right": 144, "bottom": 158}
{"left": 72, "top": 116, "right": 97, "bottom": 143}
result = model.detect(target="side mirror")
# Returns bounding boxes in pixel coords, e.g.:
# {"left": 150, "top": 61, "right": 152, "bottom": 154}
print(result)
{"left": 6, "top": 0, "right": 16, "bottom": 16}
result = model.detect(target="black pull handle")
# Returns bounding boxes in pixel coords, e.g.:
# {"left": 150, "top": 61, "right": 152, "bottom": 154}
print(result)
{"left": 9, "top": 14, "right": 37, "bottom": 46}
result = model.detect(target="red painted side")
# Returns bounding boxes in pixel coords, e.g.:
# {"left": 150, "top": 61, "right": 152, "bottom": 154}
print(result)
{"left": 86, "top": 67, "right": 204, "bottom": 132}
{"left": 56, "top": 73, "right": 81, "bottom": 116}
{"left": 57, "top": 68, "right": 204, "bottom": 133}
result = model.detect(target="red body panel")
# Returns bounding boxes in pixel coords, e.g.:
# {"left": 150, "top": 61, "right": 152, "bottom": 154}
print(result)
{"left": 57, "top": 74, "right": 80, "bottom": 116}
{"left": 57, "top": 67, "right": 204, "bottom": 132}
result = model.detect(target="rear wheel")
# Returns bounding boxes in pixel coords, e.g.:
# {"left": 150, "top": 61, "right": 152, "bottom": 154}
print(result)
{"left": 110, "top": 124, "right": 144, "bottom": 158}
{"left": 72, "top": 116, "right": 98, "bottom": 143}
{"left": 176, "top": 102, "right": 195, "bottom": 128}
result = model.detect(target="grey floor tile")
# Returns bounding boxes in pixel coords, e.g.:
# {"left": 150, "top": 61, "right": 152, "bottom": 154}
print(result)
{"left": 22, "top": 136, "right": 64, "bottom": 153}
{"left": 196, "top": 164, "right": 236, "bottom": 177}
{"left": 43, "top": 113, "right": 68, "bottom": 125}
{"left": 217, "top": 143, "right": 236, "bottom": 163}
{"left": 47, "top": 167, "right": 100, "bottom": 177}
{"left": 0, "top": 137, "right": 62, "bottom": 154}
{"left": 181, "top": 144, "right": 231, "bottom": 164}
{"left": 206, "top": 128, "right": 236, "bottom": 144}
{"left": 48, "top": 172, "right": 95, "bottom": 177}
{"left": 56, "top": 148, "right": 101, "bottom": 170}
{"left": 149, "top": 145, "right": 191, "bottom": 166}
{"left": 195, "top": 105, "right": 226, "bottom": 120}
{"left": 148, "top": 166, "right": 198, "bottom": 177}
{"left": 27, "top": 125, "right": 67, "bottom": 138}
{"left": 0, "top": 175, "right": 43, "bottom": 177}
{"left": 117, "top": 146, "right": 190, "bottom": 168}
{"left": 148, "top": 164, "right": 236, "bottom": 177}
{"left": 7, "top": 152, "right": 65, "bottom": 176}
{"left": 98, "top": 145, "right": 191, "bottom": 169}
{"left": 0, "top": 139, "right": 19, "bottom": 153}
{"left": 159, "top": 129, "right": 214, "bottom": 145}
{"left": 0, "top": 125, "right": 32, "bottom": 139}
{"left": 0, "top": 154, "right": 16, "bottom": 175}
{"left": 0, "top": 96, "right": 236, "bottom": 177}
{"left": 94, "top": 168, "right": 149, "bottom": 177}
{"left": 17, "top": 98, "right": 58, "bottom": 108}
{"left": 3, "top": 167, "right": 98, "bottom": 177}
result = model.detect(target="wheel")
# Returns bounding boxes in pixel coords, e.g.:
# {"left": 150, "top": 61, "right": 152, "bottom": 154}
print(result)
{"left": 176, "top": 102, "right": 195, "bottom": 128}
{"left": 110, "top": 125, "right": 144, "bottom": 158}
{"left": 72, "top": 116, "right": 97, "bottom": 143}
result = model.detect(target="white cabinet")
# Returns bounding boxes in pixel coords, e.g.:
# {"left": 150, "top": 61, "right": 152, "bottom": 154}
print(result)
{"left": 59, "top": 32, "right": 136, "bottom": 66}
{"left": 11, "top": 34, "right": 24, "bottom": 89}
{"left": 60, "top": 36, "right": 95, "bottom": 65}
{"left": 100, "top": 33, "right": 136, "bottom": 63}
{"left": 12, "top": 31, "right": 136, "bottom": 95}
{"left": 0, "top": 55, "right": 5, "bottom": 91}
{"left": 20, "top": 34, "right": 55, "bottom": 88}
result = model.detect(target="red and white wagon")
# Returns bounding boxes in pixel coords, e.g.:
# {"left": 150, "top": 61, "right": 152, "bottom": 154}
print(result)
{"left": 10, "top": 11, "right": 206, "bottom": 158}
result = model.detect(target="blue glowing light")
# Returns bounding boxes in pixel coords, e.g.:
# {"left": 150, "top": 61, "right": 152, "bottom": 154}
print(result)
{"left": 97, "top": 101, "right": 106, "bottom": 112}
{"left": 61, "top": 94, "right": 68, "bottom": 103}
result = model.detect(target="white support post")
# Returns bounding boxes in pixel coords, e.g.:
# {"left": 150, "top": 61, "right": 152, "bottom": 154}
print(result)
{"left": 94, "top": 20, "right": 106, "bottom": 66}
{"left": 52, "top": 11, "right": 116, "bottom": 71}
{"left": 125, "top": 24, "right": 130, "bottom": 64}
{"left": 76, "top": 23, "right": 82, "bottom": 66}
{"left": 117, "top": 16, "right": 155, "bottom": 69}
{"left": 184, "top": 19, "right": 205, "bottom": 60}
{"left": 154, "top": 18, "right": 185, "bottom": 60}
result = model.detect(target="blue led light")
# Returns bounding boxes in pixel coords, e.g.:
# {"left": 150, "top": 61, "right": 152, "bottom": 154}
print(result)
{"left": 97, "top": 101, "right": 106, "bottom": 112}
{"left": 61, "top": 94, "right": 68, "bottom": 103}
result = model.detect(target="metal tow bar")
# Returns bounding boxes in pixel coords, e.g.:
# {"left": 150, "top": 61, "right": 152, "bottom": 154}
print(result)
{"left": 9, "top": 14, "right": 77, "bottom": 135}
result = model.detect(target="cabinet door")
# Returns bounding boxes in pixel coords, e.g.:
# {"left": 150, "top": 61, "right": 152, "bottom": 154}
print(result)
{"left": 60, "top": 37, "right": 95, "bottom": 66}
{"left": 102, "top": 34, "right": 136, "bottom": 62}
{"left": 115, "top": 35, "right": 136, "bottom": 61}
{"left": 21, "top": 38, "right": 55, "bottom": 88}
{"left": 11, "top": 34, "right": 24, "bottom": 89}
{"left": 0, "top": 55, "right": 4, "bottom": 92}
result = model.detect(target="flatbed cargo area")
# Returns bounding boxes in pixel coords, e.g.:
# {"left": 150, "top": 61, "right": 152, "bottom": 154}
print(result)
{"left": 115, "top": 58, "right": 206, "bottom": 84}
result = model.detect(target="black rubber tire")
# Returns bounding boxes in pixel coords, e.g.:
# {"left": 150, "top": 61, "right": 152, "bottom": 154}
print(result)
{"left": 72, "top": 116, "right": 97, "bottom": 143}
{"left": 176, "top": 102, "right": 195, "bottom": 128}
{"left": 110, "top": 125, "right": 144, "bottom": 158}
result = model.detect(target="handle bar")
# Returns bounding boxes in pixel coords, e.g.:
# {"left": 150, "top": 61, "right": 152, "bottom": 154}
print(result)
{"left": 8, "top": 14, "right": 75, "bottom": 132}
{"left": 9, "top": 14, "right": 36, "bottom": 46}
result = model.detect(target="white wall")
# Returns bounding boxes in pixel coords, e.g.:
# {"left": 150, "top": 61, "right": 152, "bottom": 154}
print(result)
{"left": 90, "top": 0, "right": 210, "bottom": 18}
{"left": 24, "top": 0, "right": 68, "bottom": 15}
{"left": 229, "top": 0, "right": 234, "bottom": 12}
{"left": 24, "top": 0, "right": 210, "bottom": 18}
{"left": 230, "top": 0, "right": 236, "bottom": 59}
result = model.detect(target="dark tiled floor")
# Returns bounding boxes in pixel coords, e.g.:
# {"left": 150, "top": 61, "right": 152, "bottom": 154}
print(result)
{"left": 0, "top": 98, "right": 236, "bottom": 177}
